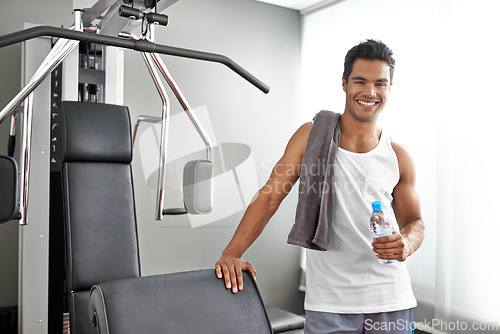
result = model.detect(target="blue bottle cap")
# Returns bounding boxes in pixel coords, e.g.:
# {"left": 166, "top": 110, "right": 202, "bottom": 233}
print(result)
{"left": 372, "top": 201, "right": 382, "bottom": 211}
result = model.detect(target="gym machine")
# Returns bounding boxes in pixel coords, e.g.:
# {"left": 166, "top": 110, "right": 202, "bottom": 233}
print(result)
{"left": 0, "top": 1, "right": 304, "bottom": 333}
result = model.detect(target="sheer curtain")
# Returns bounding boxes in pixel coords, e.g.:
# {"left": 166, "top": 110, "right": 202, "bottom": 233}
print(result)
{"left": 301, "top": 0, "right": 500, "bottom": 332}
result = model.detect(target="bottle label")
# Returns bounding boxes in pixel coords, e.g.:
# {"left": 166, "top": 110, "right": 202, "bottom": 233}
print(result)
{"left": 372, "top": 229, "right": 392, "bottom": 238}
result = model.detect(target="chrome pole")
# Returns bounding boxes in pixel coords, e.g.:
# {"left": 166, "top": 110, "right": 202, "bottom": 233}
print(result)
{"left": 16, "top": 39, "right": 79, "bottom": 226}
{"left": 0, "top": 39, "right": 79, "bottom": 125}
{"left": 0, "top": 11, "right": 82, "bottom": 125}
{"left": 9, "top": 115, "right": 17, "bottom": 136}
{"left": 151, "top": 53, "right": 213, "bottom": 161}
{"left": 142, "top": 51, "right": 171, "bottom": 220}
{"left": 17, "top": 10, "right": 83, "bottom": 225}
{"left": 132, "top": 115, "right": 162, "bottom": 145}
{"left": 19, "top": 94, "right": 33, "bottom": 226}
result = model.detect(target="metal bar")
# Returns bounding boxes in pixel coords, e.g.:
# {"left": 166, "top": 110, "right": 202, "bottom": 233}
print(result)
{"left": 19, "top": 94, "right": 34, "bottom": 226}
{"left": 17, "top": 11, "right": 83, "bottom": 226}
{"left": 7, "top": 115, "right": 17, "bottom": 157}
{"left": 15, "top": 38, "right": 78, "bottom": 225}
{"left": 142, "top": 52, "right": 171, "bottom": 221}
{"left": 0, "top": 12, "right": 84, "bottom": 124}
{"left": 132, "top": 115, "right": 162, "bottom": 145}
{"left": 151, "top": 53, "right": 213, "bottom": 161}
{"left": 0, "top": 38, "right": 79, "bottom": 124}
{"left": 9, "top": 115, "right": 17, "bottom": 136}
{"left": 0, "top": 25, "right": 270, "bottom": 97}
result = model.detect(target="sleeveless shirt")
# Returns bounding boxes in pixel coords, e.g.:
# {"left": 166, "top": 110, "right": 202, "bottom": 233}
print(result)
{"left": 304, "top": 130, "right": 417, "bottom": 313}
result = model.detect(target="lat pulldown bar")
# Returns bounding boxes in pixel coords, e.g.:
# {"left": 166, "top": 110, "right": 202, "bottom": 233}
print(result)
{"left": 0, "top": 26, "right": 269, "bottom": 92}
{"left": 0, "top": 12, "right": 269, "bottom": 225}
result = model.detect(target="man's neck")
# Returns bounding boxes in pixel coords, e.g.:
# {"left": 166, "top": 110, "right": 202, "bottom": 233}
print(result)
{"left": 339, "top": 114, "right": 382, "bottom": 153}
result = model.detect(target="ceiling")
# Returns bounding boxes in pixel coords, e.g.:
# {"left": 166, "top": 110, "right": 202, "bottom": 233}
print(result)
{"left": 254, "top": 0, "right": 345, "bottom": 13}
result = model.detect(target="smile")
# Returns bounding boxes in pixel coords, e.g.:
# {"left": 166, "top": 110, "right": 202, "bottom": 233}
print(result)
{"left": 357, "top": 100, "right": 378, "bottom": 106}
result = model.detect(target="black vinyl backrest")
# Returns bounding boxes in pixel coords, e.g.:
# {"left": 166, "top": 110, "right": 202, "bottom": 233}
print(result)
{"left": 60, "top": 101, "right": 133, "bottom": 163}
{"left": 59, "top": 102, "right": 140, "bottom": 333}
{"left": 62, "top": 163, "right": 140, "bottom": 290}
{"left": 60, "top": 101, "right": 140, "bottom": 291}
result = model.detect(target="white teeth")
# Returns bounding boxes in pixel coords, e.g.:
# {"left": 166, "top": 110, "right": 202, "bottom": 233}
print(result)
{"left": 357, "top": 100, "right": 376, "bottom": 106}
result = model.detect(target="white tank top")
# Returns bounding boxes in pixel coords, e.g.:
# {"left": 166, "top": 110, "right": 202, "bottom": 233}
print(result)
{"left": 304, "top": 130, "right": 417, "bottom": 313}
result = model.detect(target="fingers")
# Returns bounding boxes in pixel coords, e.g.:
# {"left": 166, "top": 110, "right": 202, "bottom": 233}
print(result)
{"left": 372, "top": 234, "right": 407, "bottom": 261}
{"left": 243, "top": 261, "right": 257, "bottom": 279}
{"left": 235, "top": 262, "right": 243, "bottom": 293}
{"left": 223, "top": 262, "right": 236, "bottom": 292}
{"left": 215, "top": 263, "right": 223, "bottom": 279}
{"left": 215, "top": 257, "right": 256, "bottom": 293}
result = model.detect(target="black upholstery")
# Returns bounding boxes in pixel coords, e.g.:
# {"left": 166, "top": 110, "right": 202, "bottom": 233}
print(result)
{"left": 60, "top": 101, "right": 275, "bottom": 334}
{"left": 0, "top": 155, "right": 20, "bottom": 224}
{"left": 63, "top": 163, "right": 140, "bottom": 290}
{"left": 89, "top": 269, "right": 273, "bottom": 334}
{"left": 60, "top": 101, "right": 140, "bottom": 334}
{"left": 60, "top": 101, "right": 133, "bottom": 163}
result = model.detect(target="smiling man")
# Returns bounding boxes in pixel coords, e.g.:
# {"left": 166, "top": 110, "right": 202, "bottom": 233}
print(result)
{"left": 216, "top": 40, "right": 424, "bottom": 334}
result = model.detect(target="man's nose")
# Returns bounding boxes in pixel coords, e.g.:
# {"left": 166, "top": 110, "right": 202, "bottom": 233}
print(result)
{"left": 364, "top": 84, "right": 377, "bottom": 97}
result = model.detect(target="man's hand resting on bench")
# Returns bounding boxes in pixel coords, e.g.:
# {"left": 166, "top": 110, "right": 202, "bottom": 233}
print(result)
{"left": 216, "top": 254, "right": 256, "bottom": 294}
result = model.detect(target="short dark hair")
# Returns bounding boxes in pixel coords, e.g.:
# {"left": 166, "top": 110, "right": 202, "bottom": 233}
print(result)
{"left": 343, "top": 39, "right": 395, "bottom": 83}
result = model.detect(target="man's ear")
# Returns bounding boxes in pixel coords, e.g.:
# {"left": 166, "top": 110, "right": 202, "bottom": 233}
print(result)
{"left": 342, "top": 77, "right": 347, "bottom": 92}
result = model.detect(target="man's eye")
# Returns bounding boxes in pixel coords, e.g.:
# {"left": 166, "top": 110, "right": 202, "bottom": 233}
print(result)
{"left": 354, "top": 81, "right": 364, "bottom": 84}
{"left": 376, "top": 83, "right": 386, "bottom": 87}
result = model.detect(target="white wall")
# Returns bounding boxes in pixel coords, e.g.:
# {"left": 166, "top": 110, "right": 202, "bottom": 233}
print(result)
{"left": 302, "top": 0, "right": 500, "bottom": 327}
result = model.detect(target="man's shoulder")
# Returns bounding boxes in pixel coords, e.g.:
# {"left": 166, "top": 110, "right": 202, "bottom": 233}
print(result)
{"left": 390, "top": 139, "right": 416, "bottom": 180}
{"left": 390, "top": 139, "right": 411, "bottom": 160}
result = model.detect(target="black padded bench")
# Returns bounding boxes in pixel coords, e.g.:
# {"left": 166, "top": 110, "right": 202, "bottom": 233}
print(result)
{"left": 59, "top": 101, "right": 303, "bottom": 333}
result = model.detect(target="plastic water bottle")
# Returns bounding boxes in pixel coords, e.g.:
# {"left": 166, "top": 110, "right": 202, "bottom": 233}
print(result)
{"left": 370, "top": 201, "right": 393, "bottom": 264}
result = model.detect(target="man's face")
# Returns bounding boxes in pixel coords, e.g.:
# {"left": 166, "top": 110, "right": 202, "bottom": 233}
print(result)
{"left": 342, "top": 58, "right": 392, "bottom": 123}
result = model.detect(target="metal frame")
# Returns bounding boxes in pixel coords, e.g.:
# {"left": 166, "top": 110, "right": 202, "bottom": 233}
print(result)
{"left": 146, "top": 52, "right": 214, "bottom": 220}
{"left": 124, "top": 28, "right": 215, "bottom": 220}
{"left": 141, "top": 51, "right": 172, "bottom": 220}
{"left": 0, "top": 2, "right": 269, "bottom": 332}
{"left": 0, "top": 13, "right": 267, "bottom": 225}
{"left": 151, "top": 52, "right": 213, "bottom": 161}
{"left": 18, "top": 31, "right": 54, "bottom": 334}
{"left": 132, "top": 115, "right": 162, "bottom": 144}
{"left": 2, "top": 12, "right": 84, "bottom": 226}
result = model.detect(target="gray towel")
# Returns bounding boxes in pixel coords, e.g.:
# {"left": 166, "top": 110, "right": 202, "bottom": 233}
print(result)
{"left": 287, "top": 110, "right": 341, "bottom": 251}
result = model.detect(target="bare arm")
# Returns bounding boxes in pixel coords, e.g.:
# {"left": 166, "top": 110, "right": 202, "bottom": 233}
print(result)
{"left": 215, "top": 122, "right": 312, "bottom": 292}
{"left": 372, "top": 141, "right": 425, "bottom": 261}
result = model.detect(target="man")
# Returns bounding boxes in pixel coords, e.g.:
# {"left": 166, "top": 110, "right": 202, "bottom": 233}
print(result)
{"left": 215, "top": 40, "right": 424, "bottom": 333}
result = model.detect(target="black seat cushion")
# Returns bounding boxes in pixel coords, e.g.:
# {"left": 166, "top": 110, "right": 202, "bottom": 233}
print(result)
{"left": 89, "top": 269, "right": 273, "bottom": 334}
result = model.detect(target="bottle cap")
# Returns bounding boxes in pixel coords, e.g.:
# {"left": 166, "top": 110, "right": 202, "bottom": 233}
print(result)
{"left": 372, "top": 201, "right": 382, "bottom": 211}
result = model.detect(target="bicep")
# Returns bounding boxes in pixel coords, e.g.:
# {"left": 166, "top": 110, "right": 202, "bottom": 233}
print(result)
{"left": 392, "top": 143, "right": 422, "bottom": 229}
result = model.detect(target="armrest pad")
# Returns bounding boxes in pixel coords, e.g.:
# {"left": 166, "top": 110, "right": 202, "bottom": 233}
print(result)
{"left": 0, "top": 155, "right": 20, "bottom": 224}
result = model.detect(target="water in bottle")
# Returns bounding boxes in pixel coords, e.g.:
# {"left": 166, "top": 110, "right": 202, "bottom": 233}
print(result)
{"left": 370, "top": 200, "right": 393, "bottom": 264}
